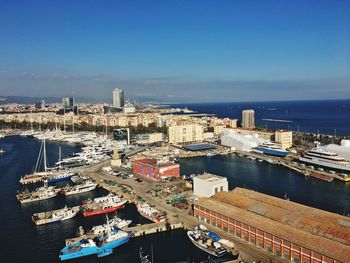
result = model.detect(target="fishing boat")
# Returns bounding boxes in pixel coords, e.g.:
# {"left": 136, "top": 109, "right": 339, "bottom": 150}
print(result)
{"left": 16, "top": 185, "right": 59, "bottom": 204}
{"left": 187, "top": 225, "right": 227, "bottom": 258}
{"left": 136, "top": 202, "right": 166, "bottom": 223}
{"left": 59, "top": 221, "right": 131, "bottom": 260}
{"left": 81, "top": 194, "right": 127, "bottom": 217}
{"left": 32, "top": 206, "right": 80, "bottom": 225}
{"left": 61, "top": 180, "right": 98, "bottom": 196}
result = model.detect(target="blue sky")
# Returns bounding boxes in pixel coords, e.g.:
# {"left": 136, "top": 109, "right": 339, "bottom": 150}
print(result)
{"left": 0, "top": 0, "right": 349, "bottom": 102}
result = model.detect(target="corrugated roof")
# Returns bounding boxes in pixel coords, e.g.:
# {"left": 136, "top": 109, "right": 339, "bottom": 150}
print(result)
{"left": 196, "top": 188, "right": 350, "bottom": 262}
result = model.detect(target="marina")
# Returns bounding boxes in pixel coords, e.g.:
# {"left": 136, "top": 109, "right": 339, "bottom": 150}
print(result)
{"left": 1, "top": 133, "right": 350, "bottom": 262}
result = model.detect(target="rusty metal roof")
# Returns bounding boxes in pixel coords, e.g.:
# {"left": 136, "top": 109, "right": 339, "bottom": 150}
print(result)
{"left": 196, "top": 188, "right": 350, "bottom": 262}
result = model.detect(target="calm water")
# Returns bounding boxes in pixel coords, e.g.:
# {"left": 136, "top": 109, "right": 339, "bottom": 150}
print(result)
{"left": 1, "top": 137, "right": 350, "bottom": 263}
{"left": 172, "top": 99, "right": 350, "bottom": 135}
{"left": 180, "top": 155, "right": 350, "bottom": 215}
{"left": 0, "top": 136, "right": 213, "bottom": 263}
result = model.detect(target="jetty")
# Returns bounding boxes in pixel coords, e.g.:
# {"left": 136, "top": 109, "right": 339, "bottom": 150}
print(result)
{"left": 126, "top": 221, "right": 183, "bottom": 237}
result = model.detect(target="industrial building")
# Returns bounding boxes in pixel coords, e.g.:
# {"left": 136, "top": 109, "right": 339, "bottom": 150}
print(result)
{"left": 242, "top": 109, "right": 255, "bottom": 129}
{"left": 168, "top": 124, "right": 204, "bottom": 144}
{"left": 193, "top": 173, "right": 228, "bottom": 197}
{"left": 275, "top": 130, "right": 293, "bottom": 149}
{"left": 194, "top": 188, "right": 350, "bottom": 263}
{"left": 133, "top": 158, "right": 180, "bottom": 180}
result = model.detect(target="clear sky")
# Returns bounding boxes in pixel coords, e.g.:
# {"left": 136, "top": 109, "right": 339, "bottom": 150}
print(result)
{"left": 0, "top": 0, "right": 349, "bottom": 102}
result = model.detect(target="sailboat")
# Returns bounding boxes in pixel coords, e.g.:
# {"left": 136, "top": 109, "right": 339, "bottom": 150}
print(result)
{"left": 19, "top": 137, "right": 52, "bottom": 184}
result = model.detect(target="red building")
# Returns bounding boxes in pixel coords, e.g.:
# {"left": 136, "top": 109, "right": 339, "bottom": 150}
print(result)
{"left": 133, "top": 158, "right": 180, "bottom": 180}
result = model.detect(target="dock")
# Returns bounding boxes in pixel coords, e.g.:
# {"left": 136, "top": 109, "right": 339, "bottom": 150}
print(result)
{"left": 126, "top": 221, "right": 183, "bottom": 237}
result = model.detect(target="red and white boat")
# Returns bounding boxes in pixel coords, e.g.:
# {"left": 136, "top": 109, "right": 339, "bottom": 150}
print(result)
{"left": 81, "top": 194, "right": 127, "bottom": 217}
{"left": 136, "top": 202, "right": 166, "bottom": 223}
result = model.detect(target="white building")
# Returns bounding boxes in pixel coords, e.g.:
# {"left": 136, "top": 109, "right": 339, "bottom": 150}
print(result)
{"left": 193, "top": 173, "right": 228, "bottom": 198}
{"left": 123, "top": 102, "right": 136, "bottom": 114}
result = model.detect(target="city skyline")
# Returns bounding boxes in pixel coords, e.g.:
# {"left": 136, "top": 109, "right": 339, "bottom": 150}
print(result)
{"left": 0, "top": 0, "right": 349, "bottom": 102}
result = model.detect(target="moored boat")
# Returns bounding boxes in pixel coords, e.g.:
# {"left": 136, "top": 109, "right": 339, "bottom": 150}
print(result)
{"left": 136, "top": 203, "right": 166, "bottom": 223}
{"left": 61, "top": 180, "right": 98, "bottom": 196}
{"left": 46, "top": 171, "right": 75, "bottom": 183}
{"left": 81, "top": 194, "right": 127, "bottom": 217}
{"left": 86, "top": 217, "right": 132, "bottom": 235}
{"left": 16, "top": 185, "right": 59, "bottom": 204}
{"left": 32, "top": 206, "right": 80, "bottom": 225}
{"left": 187, "top": 225, "right": 227, "bottom": 258}
{"left": 59, "top": 222, "right": 131, "bottom": 261}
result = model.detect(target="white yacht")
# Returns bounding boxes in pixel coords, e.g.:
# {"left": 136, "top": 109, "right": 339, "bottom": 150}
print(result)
{"left": 62, "top": 180, "right": 98, "bottom": 196}
{"left": 299, "top": 147, "right": 350, "bottom": 172}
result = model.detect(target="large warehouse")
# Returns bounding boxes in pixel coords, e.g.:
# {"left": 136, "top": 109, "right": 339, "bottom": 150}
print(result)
{"left": 194, "top": 188, "right": 350, "bottom": 263}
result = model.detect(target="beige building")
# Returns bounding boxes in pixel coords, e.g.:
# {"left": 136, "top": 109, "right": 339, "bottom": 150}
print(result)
{"left": 275, "top": 130, "right": 293, "bottom": 149}
{"left": 213, "top": 125, "right": 226, "bottom": 136}
{"left": 242, "top": 109, "right": 255, "bottom": 129}
{"left": 168, "top": 124, "right": 203, "bottom": 144}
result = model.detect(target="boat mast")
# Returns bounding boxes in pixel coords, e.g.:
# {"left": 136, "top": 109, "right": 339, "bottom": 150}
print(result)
{"left": 59, "top": 146, "right": 62, "bottom": 169}
{"left": 43, "top": 136, "right": 48, "bottom": 172}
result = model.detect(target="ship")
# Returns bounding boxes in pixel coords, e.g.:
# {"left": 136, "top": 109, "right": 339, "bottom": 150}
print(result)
{"left": 59, "top": 221, "right": 131, "bottom": 260}
{"left": 81, "top": 194, "right": 127, "bottom": 217}
{"left": 252, "top": 142, "right": 289, "bottom": 157}
{"left": 46, "top": 171, "right": 75, "bottom": 183}
{"left": 187, "top": 225, "right": 227, "bottom": 258}
{"left": 86, "top": 217, "right": 132, "bottom": 235}
{"left": 32, "top": 206, "right": 80, "bottom": 225}
{"left": 16, "top": 185, "right": 59, "bottom": 204}
{"left": 136, "top": 203, "right": 166, "bottom": 223}
{"left": 62, "top": 180, "right": 98, "bottom": 196}
{"left": 299, "top": 147, "right": 350, "bottom": 172}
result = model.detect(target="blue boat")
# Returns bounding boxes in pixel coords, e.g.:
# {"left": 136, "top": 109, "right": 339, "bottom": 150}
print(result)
{"left": 252, "top": 142, "right": 289, "bottom": 157}
{"left": 59, "top": 225, "right": 131, "bottom": 261}
{"left": 47, "top": 171, "right": 74, "bottom": 183}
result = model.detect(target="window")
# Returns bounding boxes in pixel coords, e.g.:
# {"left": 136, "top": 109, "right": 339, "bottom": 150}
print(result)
{"left": 215, "top": 187, "right": 218, "bottom": 193}
{"left": 220, "top": 186, "right": 223, "bottom": 191}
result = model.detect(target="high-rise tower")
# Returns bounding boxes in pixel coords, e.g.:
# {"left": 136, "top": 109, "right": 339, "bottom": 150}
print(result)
{"left": 112, "top": 88, "right": 124, "bottom": 108}
{"left": 242, "top": 109, "right": 255, "bottom": 129}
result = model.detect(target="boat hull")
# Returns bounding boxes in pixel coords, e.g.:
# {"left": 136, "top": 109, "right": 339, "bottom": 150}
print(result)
{"left": 17, "top": 193, "right": 58, "bottom": 204}
{"left": 47, "top": 175, "right": 73, "bottom": 183}
{"left": 59, "top": 236, "right": 130, "bottom": 261}
{"left": 64, "top": 185, "right": 97, "bottom": 196}
{"left": 187, "top": 231, "right": 226, "bottom": 258}
{"left": 83, "top": 203, "right": 126, "bottom": 217}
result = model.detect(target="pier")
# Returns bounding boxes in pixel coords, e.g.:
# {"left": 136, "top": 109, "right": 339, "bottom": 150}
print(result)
{"left": 126, "top": 221, "right": 183, "bottom": 237}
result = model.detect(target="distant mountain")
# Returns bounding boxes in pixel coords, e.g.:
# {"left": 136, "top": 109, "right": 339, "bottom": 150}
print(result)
{"left": 0, "top": 96, "right": 104, "bottom": 105}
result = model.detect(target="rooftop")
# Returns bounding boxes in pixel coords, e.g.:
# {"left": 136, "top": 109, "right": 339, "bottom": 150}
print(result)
{"left": 195, "top": 173, "right": 227, "bottom": 182}
{"left": 183, "top": 143, "right": 216, "bottom": 151}
{"left": 196, "top": 187, "right": 350, "bottom": 262}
